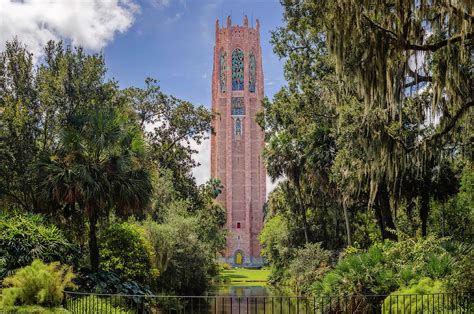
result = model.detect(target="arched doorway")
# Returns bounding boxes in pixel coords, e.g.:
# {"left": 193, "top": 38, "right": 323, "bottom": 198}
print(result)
{"left": 234, "top": 250, "right": 244, "bottom": 265}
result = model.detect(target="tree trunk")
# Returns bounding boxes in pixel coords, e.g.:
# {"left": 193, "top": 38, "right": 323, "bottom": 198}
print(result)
{"left": 342, "top": 202, "right": 352, "bottom": 246}
{"left": 406, "top": 200, "right": 416, "bottom": 236}
{"left": 294, "top": 179, "right": 309, "bottom": 243}
{"left": 301, "top": 206, "right": 309, "bottom": 243}
{"left": 88, "top": 211, "right": 100, "bottom": 271}
{"left": 376, "top": 187, "right": 398, "bottom": 241}
{"left": 420, "top": 189, "right": 429, "bottom": 237}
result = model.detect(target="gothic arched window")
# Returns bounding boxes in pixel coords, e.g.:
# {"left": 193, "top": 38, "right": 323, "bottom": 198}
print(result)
{"left": 235, "top": 118, "right": 242, "bottom": 137}
{"left": 249, "top": 52, "right": 256, "bottom": 92}
{"left": 231, "top": 97, "right": 245, "bottom": 116}
{"left": 219, "top": 50, "right": 227, "bottom": 93}
{"left": 232, "top": 48, "right": 244, "bottom": 90}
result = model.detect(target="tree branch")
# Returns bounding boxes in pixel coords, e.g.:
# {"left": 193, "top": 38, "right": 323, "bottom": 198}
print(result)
{"left": 404, "top": 33, "right": 474, "bottom": 51}
{"left": 427, "top": 100, "right": 474, "bottom": 143}
{"left": 403, "top": 78, "right": 432, "bottom": 88}
{"left": 390, "top": 101, "right": 474, "bottom": 152}
{"left": 447, "top": 3, "right": 474, "bottom": 22}
{"left": 404, "top": 67, "right": 433, "bottom": 88}
{"left": 362, "top": 14, "right": 474, "bottom": 52}
{"left": 362, "top": 14, "right": 398, "bottom": 40}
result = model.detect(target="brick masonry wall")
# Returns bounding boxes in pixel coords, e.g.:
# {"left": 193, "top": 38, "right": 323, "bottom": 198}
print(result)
{"left": 211, "top": 16, "right": 266, "bottom": 266}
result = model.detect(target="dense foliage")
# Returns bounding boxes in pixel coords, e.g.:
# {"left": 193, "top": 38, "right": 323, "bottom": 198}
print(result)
{"left": 153, "top": 205, "right": 221, "bottom": 295}
{"left": 259, "top": 0, "right": 473, "bottom": 300}
{"left": 0, "top": 39, "right": 225, "bottom": 298}
{"left": 310, "top": 237, "right": 472, "bottom": 312}
{"left": 0, "top": 212, "right": 75, "bottom": 279}
{"left": 287, "top": 243, "right": 332, "bottom": 295}
{"left": 1, "top": 260, "right": 75, "bottom": 308}
{"left": 99, "top": 222, "right": 158, "bottom": 285}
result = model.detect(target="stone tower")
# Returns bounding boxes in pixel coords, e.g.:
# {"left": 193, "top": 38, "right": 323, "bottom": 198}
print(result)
{"left": 211, "top": 16, "right": 266, "bottom": 267}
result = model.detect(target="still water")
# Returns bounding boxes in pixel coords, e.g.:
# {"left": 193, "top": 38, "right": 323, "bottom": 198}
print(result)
{"left": 201, "top": 284, "right": 312, "bottom": 313}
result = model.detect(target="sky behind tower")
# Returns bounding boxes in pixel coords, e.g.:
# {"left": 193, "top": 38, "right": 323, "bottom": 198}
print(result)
{"left": 103, "top": 0, "right": 285, "bottom": 107}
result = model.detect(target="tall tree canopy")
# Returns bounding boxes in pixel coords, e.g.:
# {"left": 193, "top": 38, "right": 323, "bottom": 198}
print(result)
{"left": 0, "top": 40, "right": 216, "bottom": 271}
{"left": 265, "top": 0, "right": 473, "bottom": 241}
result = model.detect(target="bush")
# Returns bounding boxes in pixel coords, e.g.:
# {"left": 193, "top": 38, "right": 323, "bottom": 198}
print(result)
{"left": 313, "top": 245, "right": 397, "bottom": 299}
{"left": 219, "top": 262, "right": 232, "bottom": 270}
{"left": 443, "top": 242, "right": 474, "bottom": 293}
{"left": 287, "top": 243, "right": 331, "bottom": 295}
{"left": 259, "top": 214, "right": 293, "bottom": 285}
{"left": 99, "top": 222, "right": 159, "bottom": 286}
{"left": 0, "top": 212, "right": 75, "bottom": 279}
{"left": 141, "top": 220, "right": 174, "bottom": 274}
{"left": 156, "top": 213, "right": 218, "bottom": 295}
{"left": 1, "top": 260, "right": 76, "bottom": 308}
{"left": 429, "top": 165, "right": 474, "bottom": 242}
{"left": 67, "top": 295, "right": 132, "bottom": 313}
{"left": 74, "top": 270, "right": 152, "bottom": 311}
{"left": 312, "top": 235, "right": 468, "bottom": 307}
{"left": 382, "top": 278, "right": 446, "bottom": 313}
{"left": 77, "top": 270, "right": 151, "bottom": 296}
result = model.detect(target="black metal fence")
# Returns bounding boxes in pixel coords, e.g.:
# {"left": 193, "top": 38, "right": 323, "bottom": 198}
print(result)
{"left": 63, "top": 291, "right": 472, "bottom": 313}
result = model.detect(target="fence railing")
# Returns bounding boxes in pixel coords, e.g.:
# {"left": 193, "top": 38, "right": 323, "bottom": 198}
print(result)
{"left": 63, "top": 291, "right": 473, "bottom": 313}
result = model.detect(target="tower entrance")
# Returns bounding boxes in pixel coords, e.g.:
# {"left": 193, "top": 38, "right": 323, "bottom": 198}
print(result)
{"left": 234, "top": 250, "right": 244, "bottom": 265}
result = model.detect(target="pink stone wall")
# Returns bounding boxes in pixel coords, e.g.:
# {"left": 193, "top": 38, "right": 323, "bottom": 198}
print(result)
{"left": 211, "top": 16, "right": 266, "bottom": 266}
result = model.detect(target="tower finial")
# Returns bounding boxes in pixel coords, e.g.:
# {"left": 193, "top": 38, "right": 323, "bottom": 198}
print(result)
{"left": 227, "top": 15, "right": 231, "bottom": 28}
{"left": 244, "top": 15, "right": 248, "bottom": 27}
{"left": 256, "top": 18, "right": 260, "bottom": 32}
{"left": 216, "top": 19, "right": 219, "bottom": 39}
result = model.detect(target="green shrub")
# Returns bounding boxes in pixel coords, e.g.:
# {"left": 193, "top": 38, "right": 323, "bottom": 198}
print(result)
{"left": 1, "top": 260, "right": 76, "bottom": 308}
{"left": 313, "top": 245, "right": 397, "bottom": 298}
{"left": 67, "top": 295, "right": 132, "bottom": 313}
{"left": 443, "top": 242, "right": 474, "bottom": 293}
{"left": 99, "top": 222, "right": 159, "bottom": 285}
{"left": 0, "top": 212, "right": 75, "bottom": 279}
{"left": 78, "top": 270, "right": 151, "bottom": 295}
{"left": 141, "top": 220, "right": 174, "bottom": 274}
{"left": 75, "top": 270, "right": 152, "bottom": 311}
{"left": 156, "top": 213, "right": 218, "bottom": 295}
{"left": 382, "top": 278, "right": 446, "bottom": 313}
{"left": 287, "top": 243, "right": 331, "bottom": 295}
{"left": 220, "top": 262, "right": 232, "bottom": 271}
{"left": 312, "top": 236, "right": 466, "bottom": 306}
{"left": 259, "top": 214, "right": 293, "bottom": 285}
{"left": 429, "top": 164, "right": 474, "bottom": 242}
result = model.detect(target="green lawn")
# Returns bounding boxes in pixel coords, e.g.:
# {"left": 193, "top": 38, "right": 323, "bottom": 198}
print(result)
{"left": 219, "top": 268, "right": 270, "bottom": 284}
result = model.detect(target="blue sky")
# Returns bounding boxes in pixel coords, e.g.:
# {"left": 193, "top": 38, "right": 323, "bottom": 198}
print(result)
{"left": 103, "top": 0, "right": 286, "bottom": 108}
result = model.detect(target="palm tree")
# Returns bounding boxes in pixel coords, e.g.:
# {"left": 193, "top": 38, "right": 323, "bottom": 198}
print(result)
{"left": 264, "top": 130, "right": 311, "bottom": 243}
{"left": 36, "top": 107, "right": 153, "bottom": 271}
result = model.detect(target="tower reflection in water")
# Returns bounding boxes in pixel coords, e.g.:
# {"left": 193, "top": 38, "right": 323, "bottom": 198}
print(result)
{"left": 208, "top": 285, "right": 310, "bottom": 314}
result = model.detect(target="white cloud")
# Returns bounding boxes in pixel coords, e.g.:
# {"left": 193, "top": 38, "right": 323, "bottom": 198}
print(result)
{"left": 0, "top": 0, "right": 139, "bottom": 57}
{"left": 266, "top": 176, "right": 281, "bottom": 197}
{"left": 165, "top": 12, "right": 182, "bottom": 24}
{"left": 149, "top": 0, "right": 170, "bottom": 9}
{"left": 191, "top": 135, "right": 277, "bottom": 197}
{"left": 191, "top": 136, "right": 211, "bottom": 186}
